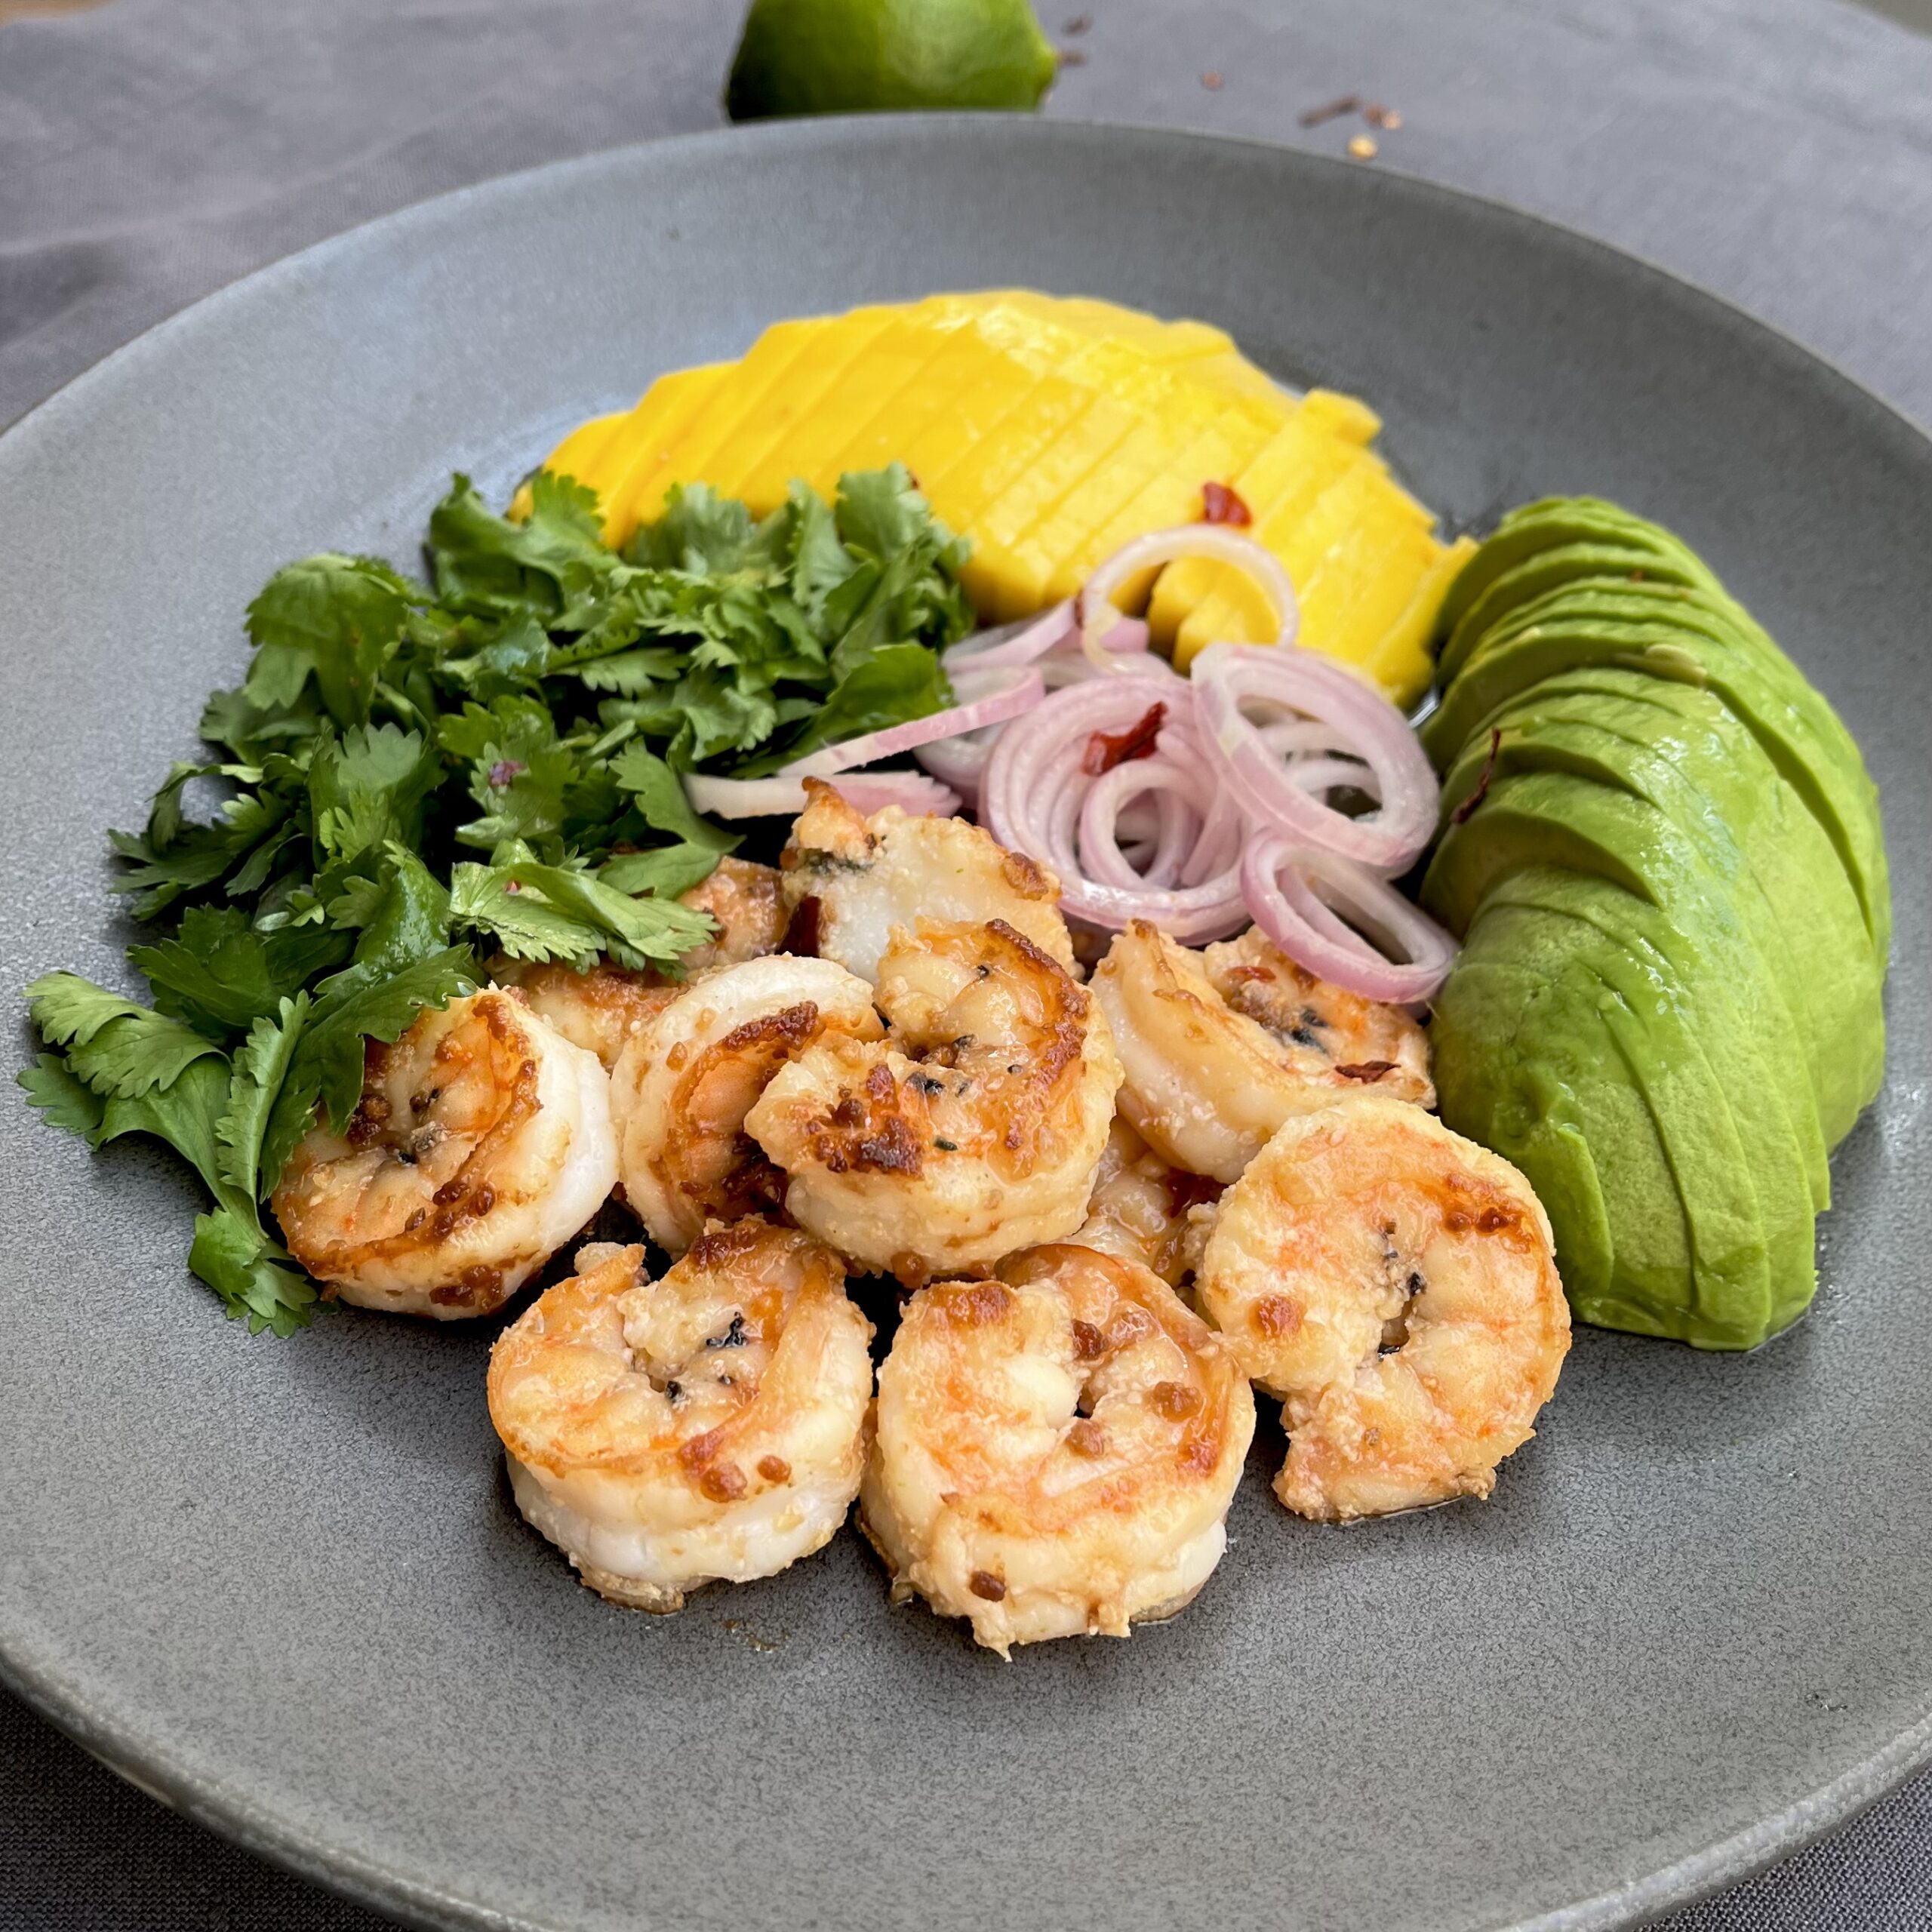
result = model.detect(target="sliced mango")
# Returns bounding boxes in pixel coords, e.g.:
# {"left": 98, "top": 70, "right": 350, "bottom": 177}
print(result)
{"left": 538, "top": 292, "right": 1466, "bottom": 700}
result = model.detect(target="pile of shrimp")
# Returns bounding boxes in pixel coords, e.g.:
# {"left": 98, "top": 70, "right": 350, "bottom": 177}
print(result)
{"left": 274, "top": 783, "right": 1569, "bottom": 1654}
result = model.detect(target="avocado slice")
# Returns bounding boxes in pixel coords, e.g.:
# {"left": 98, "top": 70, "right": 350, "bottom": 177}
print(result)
{"left": 1464, "top": 875, "right": 1817, "bottom": 1346}
{"left": 1420, "top": 605, "right": 1889, "bottom": 951}
{"left": 1438, "top": 671, "right": 1881, "bottom": 1148}
{"left": 1435, "top": 711, "right": 1829, "bottom": 1205}
{"left": 1433, "top": 949, "right": 1686, "bottom": 1325}
{"left": 1423, "top": 763, "right": 1825, "bottom": 1217}
{"left": 1435, "top": 496, "right": 1717, "bottom": 660}
{"left": 1438, "top": 538, "right": 1715, "bottom": 685}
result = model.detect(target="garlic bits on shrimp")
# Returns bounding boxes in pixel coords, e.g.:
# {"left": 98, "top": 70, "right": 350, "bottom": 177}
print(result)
{"left": 488, "top": 1223, "right": 874, "bottom": 1613}
{"left": 1195, "top": 1094, "right": 1569, "bottom": 1521}
{"left": 745, "top": 918, "right": 1121, "bottom": 1281}
{"left": 780, "top": 781, "right": 1078, "bottom": 983}
{"left": 270, "top": 987, "right": 617, "bottom": 1318}
{"left": 1091, "top": 920, "right": 1433, "bottom": 1183}
{"left": 861, "top": 1244, "right": 1256, "bottom": 1657}
{"left": 610, "top": 953, "right": 883, "bottom": 1254}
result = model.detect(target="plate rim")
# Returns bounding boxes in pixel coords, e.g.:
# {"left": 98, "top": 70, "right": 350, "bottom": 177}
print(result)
{"left": 1, "top": 111, "right": 1927, "bottom": 1932}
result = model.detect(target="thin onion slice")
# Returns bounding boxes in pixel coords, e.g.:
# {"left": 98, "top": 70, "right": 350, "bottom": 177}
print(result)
{"left": 982, "top": 678, "right": 1247, "bottom": 943}
{"left": 783, "top": 666, "right": 1043, "bottom": 779}
{"left": 1241, "top": 832, "right": 1457, "bottom": 1003}
{"left": 1191, "top": 642, "right": 1438, "bottom": 872}
{"left": 685, "top": 770, "right": 960, "bottom": 821}
{"left": 1076, "top": 526, "right": 1299, "bottom": 672}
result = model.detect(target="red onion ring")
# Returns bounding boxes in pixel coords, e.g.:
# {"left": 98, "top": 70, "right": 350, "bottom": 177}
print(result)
{"left": 983, "top": 678, "right": 1248, "bottom": 942}
{"left": 685, "top": 770, "right": 960, "bottom": 820}
{"left": 783, "top": 665, "right": 1042, "bottom": 779}
{"left": 1076, "top": 526, "right": 1299, "bottom": 672}
{"left": 1191, "top": 643, "right": 1437, "bottom": 872}
{"left": 1241, "top": 832, "right": 1457, "bottom": 1003}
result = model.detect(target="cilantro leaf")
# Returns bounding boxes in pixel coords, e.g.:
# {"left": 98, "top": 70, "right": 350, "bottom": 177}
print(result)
{"left": 129, "top": 908, "right": 348, "bottom": 1038}
{"left": 451, "top": 851, "right": 713, "bottom": 971}
{"left": 429, "top": 472, "right": 611, "bottom": 620}
{"left": 610, "top": 743, "right": 740, "bottom": 854}
{"left": 219, "top": 993, "right": 310, "bottom": 1203}
{"left": 25, "top": 974, "right": 224, "bottom": 1099}
{"left": 308, "top": 723, "right": 440, "bottom": 867}
{"left": 18, "top": 1054, "right": 106, "bottom": 1137}
{"left": 247, "top": 554, "right": 419, "bottom": 729}
{"left": 440, "top": 697, "right": 578, "bottom": 854}
{"left": 188, "top": 1208, "right": 321, "bottom": 1338}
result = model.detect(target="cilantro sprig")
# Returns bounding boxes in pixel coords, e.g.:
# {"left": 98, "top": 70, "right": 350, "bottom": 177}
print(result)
{"left": 20, "top": 463, "right": 971, "bottom": 1334}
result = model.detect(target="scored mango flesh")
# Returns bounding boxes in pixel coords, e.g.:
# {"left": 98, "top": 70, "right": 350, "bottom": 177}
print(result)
{"left": 534, "top": 291, "right": 1473, "bottom": 704}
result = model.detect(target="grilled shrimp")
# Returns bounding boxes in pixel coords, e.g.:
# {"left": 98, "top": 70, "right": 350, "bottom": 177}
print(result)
{"left": 745, "top": 918, "right": 1121, "bottom": 1281}
{"left": 1194, "top": 1093, "right": 1568, "bottom": 1521}
{"left": 860, "top": 1244, "right": 1256, "bottom": 1657}
{"left": 1075, "top": 1118, "right": 1222, "bottom": 1287}
{"left": 494, "top": 858, "right": 788, "bottom": 1071}
{"left": 677, "top": 857, "right": 789, "bottom": 971}
{"left": 270, "top": 988, "right": 617, "bottom": 1318}
{"left": 610, "top": 954, "right": 883, "bottom": 1254}
{"left": 492, "top": 961, "right": 674, "bottom": 1075}
{"left": 780, "top": 781, "right": 1078, "bottom": 983}
{"left": 1091, "top": 921, "right": 1434, "bottom": 1183}
{"left": 488, "top": 1223, "right": 873, "bottom": 1612}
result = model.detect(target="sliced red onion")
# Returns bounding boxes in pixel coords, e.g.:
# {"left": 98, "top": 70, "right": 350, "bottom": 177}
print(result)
{"left": 983, "top": 678, "right": 1248, "bottom": 943}
{"left": 685, "top": 770, "right": 960, "bottom": 820}
{"left": 1191, "top": 642, "right": 1438, "bottom": 872}
{"left": 1241, "top": 833, "right": 1457, "bottom": 1003}
{"left": 1076, "top": 527, "right": 1300, "bottom": 672}
{"left": 783, "top": 665, "right": 1043, "bottom": 780}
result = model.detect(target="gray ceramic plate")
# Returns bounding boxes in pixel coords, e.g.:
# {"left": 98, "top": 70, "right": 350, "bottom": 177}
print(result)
{"left": 0, "top": 118, "right": 1926, "bottom": 1932}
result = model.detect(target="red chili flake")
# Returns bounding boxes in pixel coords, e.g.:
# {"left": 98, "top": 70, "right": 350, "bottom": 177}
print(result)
{"left": 1200, "top": 70, "right": 1224, "bottom": 91}
{"left": 1081, "top": 701, "right": 1165, "bottom": 777}
{"left": 1363, "top": 103, "right": 1403, "bottom": 130}
{"left": 1057, "top": 45, "right": 1087, "bottom": 65}
{"left": 1063, "top": 11, "right": 1091, "bottom": 31}
{"left": 1298, "top": 94, "right": 1361, "bottom": 127}
{"left": 488, "top": 759, "right": 525, "bottom": 788}
{"left": 1449, "top": 727, "right": 1503, "bottom": 826}
{"left": 1201, "top": 479, "right": 1251, "bottom": 526}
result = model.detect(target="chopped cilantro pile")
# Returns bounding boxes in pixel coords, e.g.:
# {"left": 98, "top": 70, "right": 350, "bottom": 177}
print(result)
{"left": 19, "top": 465, "right": 973, "bottom": 1334}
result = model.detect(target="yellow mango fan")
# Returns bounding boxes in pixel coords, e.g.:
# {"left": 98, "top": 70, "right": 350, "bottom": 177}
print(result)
{"left": 528, "top": 291, "right": 1473, "bottom": 706}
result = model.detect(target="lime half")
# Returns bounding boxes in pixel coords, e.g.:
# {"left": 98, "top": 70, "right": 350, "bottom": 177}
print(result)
{"left": 726, "top": 0, "right": 1059, "bottom": 119}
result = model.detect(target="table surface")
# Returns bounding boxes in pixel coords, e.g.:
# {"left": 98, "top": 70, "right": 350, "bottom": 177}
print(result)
{"left": 3, "top": 2, "right": 1930, "bottom": 1927}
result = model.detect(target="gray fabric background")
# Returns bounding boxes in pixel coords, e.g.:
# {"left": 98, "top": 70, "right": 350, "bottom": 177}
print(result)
{"left": 2, "top": 0, "right": 1928, "bottom": 1924}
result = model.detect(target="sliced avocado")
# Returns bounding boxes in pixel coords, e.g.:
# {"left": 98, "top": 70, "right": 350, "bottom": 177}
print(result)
{"left": 1435, "top": 713, "right": 1827, "bottom": 1208}
{"left": 1433, "top": 949, "right": 1684, "bottom": 1323}
{"left": 1469, "top": 875, "right": 1817, "bottom": 1346}
{"left": 1420, "top": 609, "right": 1889, "bottom": 951}
{"left": 1438, "top": 540, "right": 1715, "bottom": 685}
{"left": 1438, "top": 671, "right": 1881, "bottom": 1148}
{"left": 1435, "top": 496, "right": 1716, "bottom": 657}
{"left": 1435, "top": 574, "right": 1887, "bottom": 940}
{"left": 1428, "top": 961, "right": 1617, "bottom": 1310}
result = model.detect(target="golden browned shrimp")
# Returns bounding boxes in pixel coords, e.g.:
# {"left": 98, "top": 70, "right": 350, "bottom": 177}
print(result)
{"left": 494, "top": 858, "right": 788, "bottom": 1071}
{"left": 1091, "top": 921, "right": 1434, "bottom": 1183}
{"left": 610, "top": 954, "right": 884, "bottom": 1254}
{"left": 270, "top": 988, "right": 617, "bottom": 1318}
{"left": 745, "top": 919, "right": 1121, "bottom": 1281}
{"left": 676, "top": 856, "right": 789, "bottom": 971}
{"left": 488, "top": 1223, "right": 873, "bottom": 1612}
{"left": 860, "top": 1245, "right": 1256, "bottom": 1657}
{"left": 491, "top": 961, "right": 674, "bottom": 1074}
{"left": 1075, "top": 1118, "right": 1223, "bottom": 1287}
{"left": 1193, "top": 1094, "right": 1569, "bottom": 1521}
{"left": 781, "top": 781, "right": 1077, "bottom": 983}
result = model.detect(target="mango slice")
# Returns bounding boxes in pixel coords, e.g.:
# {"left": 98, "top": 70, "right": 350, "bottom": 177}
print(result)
{"left": 538, "top": 292, "right": 1466, "bottom": 701}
